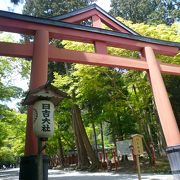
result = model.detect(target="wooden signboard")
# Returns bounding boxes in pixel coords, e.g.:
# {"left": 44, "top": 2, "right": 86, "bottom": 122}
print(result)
{"left": 132, "top": 134, "right": 144, "bottom": 180}
{"left": 132, "top": 134, "right": 144, "bottom": 155}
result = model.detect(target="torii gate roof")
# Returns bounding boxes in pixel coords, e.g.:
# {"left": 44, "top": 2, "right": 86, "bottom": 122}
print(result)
{"left": 51, "top": 4, "right": 138, "bottom": 35}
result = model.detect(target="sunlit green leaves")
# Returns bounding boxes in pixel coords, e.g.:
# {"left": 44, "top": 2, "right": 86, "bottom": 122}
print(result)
{"left": 0, "top": 109, "right": 26, "bottom": 164}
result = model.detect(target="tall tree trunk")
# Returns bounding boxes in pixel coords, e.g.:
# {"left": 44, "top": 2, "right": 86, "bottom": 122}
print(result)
{"left": 100, "top": 122, "right": 105, "bottom": 162}
{"left": 142, "top": 110, "right": 155, "bottom": 165}
{"left": 64, "top": 62, "right": 90, "bottom": 169}
{"left": 64, "top": 62, "right": 69, "bottom": 76}
{"left": 145, "top": 109, "right": 154, "bottom": 144}
{"left": 92, "top": 122, "right": 98, "bottom": 156}
{"left": 58, "top": 135, "right": 65, "bottom": 168}
{"left": 73, "top": 104, "right": 100, "bottom": 171}
{"left": 156, "top": 127, "right": 166, "bottom": 157}
{"left": 57, "top": 123, "right": 65, "bottom": 168}
{"left": 72, "top": 106, "right": 90, "bottom": 170}
{"left": 153, "top": 104, "right": 167, "bottom": 156}
{"left": 89, "top": 104, "right": 98, "bottom": 156}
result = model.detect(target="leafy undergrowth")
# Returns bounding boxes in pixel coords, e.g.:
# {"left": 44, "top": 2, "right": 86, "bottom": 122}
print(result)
{"left": 54, "top": 157, "right": 171, "bottom": 174}
{"left": 140, "top": 158, "right": 171, "bottom": 174}
{"left": 107, "top": 157, "right": 171, "bottom": 174}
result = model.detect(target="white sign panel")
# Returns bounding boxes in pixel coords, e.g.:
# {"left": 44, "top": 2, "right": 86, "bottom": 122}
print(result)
{"left": 33, "top": 100, "right": 54, "bottom": 138}
{"left": 116, "top": 140, "right": 132, "bottom": 156}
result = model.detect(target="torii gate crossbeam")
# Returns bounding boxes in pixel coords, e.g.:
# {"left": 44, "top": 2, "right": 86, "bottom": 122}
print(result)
{"left": 1, "top": 42, "right": 180, "bottom": 75}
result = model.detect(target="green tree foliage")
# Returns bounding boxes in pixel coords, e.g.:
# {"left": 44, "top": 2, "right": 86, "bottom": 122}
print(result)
{"left": 46, "top": 99, "right": 75, "bottom": 156}
{"left": 53, "top": 68, "right": 100, "bottom": 170}
{"left": 72, "top": 64, "right": 137, "bottom": 140}
{"left": 115, "top": 18, "right": 180, "bottom": 129}
{"left": 148, "top": 0, "right": 180, "bottom": 25}
{"left": 110, "top": 0, "right": 180, "bottom": 25}
{"left": 0, "top": 109, "right": 26, "bottom": 167}
{"left": 0, "top": 33, "right": 28, "bottom": 166}
{"left": 110, "top": 0, "right": 158, "bottom": 23}
{"left": 165, "top": 76, "right": 180, "bottom": 127}
{"left": 0, "top": 33, "right": 30, "bottom": 107}
{"left": 23, "top": 0, "right": 97, "bottom": 17}
{"left": 0, "top": 33, "right": 28, "bottom": 103}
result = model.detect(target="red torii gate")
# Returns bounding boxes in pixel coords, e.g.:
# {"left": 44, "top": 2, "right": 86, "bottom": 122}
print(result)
{"left": 0, "top": 4, "right": 180, "bottom": 179}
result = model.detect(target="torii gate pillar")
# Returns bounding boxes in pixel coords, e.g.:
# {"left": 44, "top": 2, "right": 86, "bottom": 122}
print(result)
{"left": 20, "top": 30, "right": 49, "bottom": 180}
{"left": 144, "top": 47, "right": 180, "bottom": 180}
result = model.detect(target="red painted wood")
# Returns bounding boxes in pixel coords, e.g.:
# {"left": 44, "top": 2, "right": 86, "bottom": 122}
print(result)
{"left": 92, "top": 15, "right": 102, "bottom": 28}
{"left": 92, "top": 15, "right": 107, "bottom": 54}
{"left": 96, "top": 11, "right": 130, "bottom": 33}
{"left": 0, "top": 42, "right": 33, "bottom": 58}
{"left": 94, "top": 41, "right": 107, "bottom": 54}
{"left": 145, "top": 47, "right": 180, "bottom": 146}
{"left": 159, "top": 62, "right": 180, "bottom": 76}
{"left": 0, "top": 17, "right": 178, "bottom": 56}
{"left": 25, "top": 30, "right": 49, "bottom": 156}
{"left": 59, "top": 9, "right": 130, "bottom": 33}
{"left": 58, "top": 9, "right": 97, "bottom": 24}
{"left": 0, "top": 42, "right": 180, "bottom": 75}
{"left": 48, "top": 45, "right": 148, "bottom": 70}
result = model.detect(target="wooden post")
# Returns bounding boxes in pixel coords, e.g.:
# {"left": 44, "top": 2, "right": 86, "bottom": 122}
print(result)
{"left": 25, "top": 30, "right": 49, "bottom": 156}
{"left": 37, "top": 139, "right": 43, "bottom": 180}
{"left": 150, "top": 143, "right": 156, "bottom": 165}
{"left": 144, "top": 47, "right": 180, "bottom": 146}
{"left": 136, "top": 155, "right": 141, "bottom": 180}
{"left": 132, "top": 135, "right": 143, "bottom": 179}
{"left": 112, "top": 149, "right": 117, "bottom": 171}
{"left": 20, "top": 30, "right": 49, "bottom": 180}
{"left": 144, "top": 47, "right": 180, "bottom": 179}
{"left": 92, "top": 15, "right": 107, "bottom": 55}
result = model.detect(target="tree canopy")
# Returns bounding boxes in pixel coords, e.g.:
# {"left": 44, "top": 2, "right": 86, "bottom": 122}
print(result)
{"left": 23, "top": 0, "right": 97, "bottom": 17}
{"left": 110, "top": 0, "right": 180, "bottom": 25}
{"left": 0, "top": 33, "right": 28, "bottom": 167}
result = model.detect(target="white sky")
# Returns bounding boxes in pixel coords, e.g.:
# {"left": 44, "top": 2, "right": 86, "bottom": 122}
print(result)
{"left": 0, "top": 0, "right": 111, "bottom": 13}
{"left": 0, "top": 0, "right": 24, "bottom": 13}
{"left": 96, "top": 0, "right": 111, "bottom": 12}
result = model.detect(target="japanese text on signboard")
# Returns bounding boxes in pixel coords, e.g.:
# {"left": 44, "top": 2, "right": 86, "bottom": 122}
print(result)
{"left": 41, "top": 103, "right": 51, "bottom": 132}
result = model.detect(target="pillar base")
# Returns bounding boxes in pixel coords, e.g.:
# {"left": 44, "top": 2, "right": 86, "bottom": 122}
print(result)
{"left": 166, "top": 145, "right": 180, "bottom": 180}
{"left": 19, "top": 155, "right": 49, "bottom": 180}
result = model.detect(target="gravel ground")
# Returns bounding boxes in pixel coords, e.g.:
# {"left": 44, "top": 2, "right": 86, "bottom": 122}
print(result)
{"left": 0, "top": 168, "right": 174, "bottom": 180}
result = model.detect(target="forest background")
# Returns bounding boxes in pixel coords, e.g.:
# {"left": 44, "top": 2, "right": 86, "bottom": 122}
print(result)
{"left": 0, "top": 0, "right": 180, "bottom": 171}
